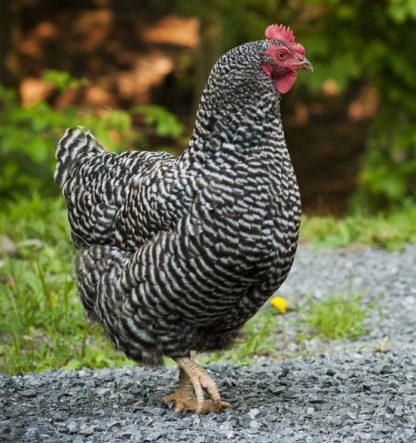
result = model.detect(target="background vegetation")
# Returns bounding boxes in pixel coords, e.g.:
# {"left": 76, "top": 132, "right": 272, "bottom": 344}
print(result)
{"left": 1, "top": 0, "right": 416, "bottom": 210}
{"left": 1, "top": 0, "right": 415, "bottom": 374}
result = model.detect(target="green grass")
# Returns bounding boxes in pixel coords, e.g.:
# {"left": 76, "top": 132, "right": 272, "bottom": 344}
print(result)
{"left": 0, "top": 194, "right": 412, "bottom": 374}
{"left": 301, "top": 206, "right": 416, "bottom": 251}
{"left": 303, "top": 292, "right": 368, "bottom": 340}
{"left": 0, "top": 194, "right": 133, "bottom": 374}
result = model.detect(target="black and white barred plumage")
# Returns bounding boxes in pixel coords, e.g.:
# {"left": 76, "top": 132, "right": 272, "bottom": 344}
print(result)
{"left": 55, "top": 39, "right": 301, "bottom": 366}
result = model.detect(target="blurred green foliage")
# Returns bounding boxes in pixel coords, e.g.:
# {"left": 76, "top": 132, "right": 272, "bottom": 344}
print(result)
{"left": 42, "top": 70, "right": 89, "bottom": 92}
{"left": 300, "top": 203, "right": 416, "bottom": 251}
{"left": 132, "top": 105, "right": 185, "bottom": 155}
{"left": 0, "top": 83, "right": 132, "bottom": 198}
{"left": 2, "top": 1, "right": 416, "bottom": 209}
{"left": 133, "top": 105, "right": 184, "bottom": 138}
{"left": 316, "top": 0, "right": 416, "bottom": 211}
{"left": 0, "top": 73, "right": 184, "bottom": 199}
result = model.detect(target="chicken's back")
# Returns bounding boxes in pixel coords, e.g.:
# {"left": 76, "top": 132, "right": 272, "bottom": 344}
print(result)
{"left": 55, "top": 127, "right": 174, "bottom": 249}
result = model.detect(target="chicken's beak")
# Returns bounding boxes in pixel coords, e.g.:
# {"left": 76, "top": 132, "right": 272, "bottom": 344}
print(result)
{"left": 299, "top": 58, "right": 313, "bottom": 72}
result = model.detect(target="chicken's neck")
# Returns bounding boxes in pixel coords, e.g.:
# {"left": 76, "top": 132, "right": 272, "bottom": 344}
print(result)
{"left": 179, "top": 83, "right": 287, "bottom": 171}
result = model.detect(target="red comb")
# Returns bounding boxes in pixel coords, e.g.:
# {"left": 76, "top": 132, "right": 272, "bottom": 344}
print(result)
{"left": 265, "top": 24, "right": 296, "bottom": 43}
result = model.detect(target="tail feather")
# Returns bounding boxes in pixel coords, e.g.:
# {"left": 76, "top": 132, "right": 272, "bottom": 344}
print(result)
{"left": 54, "top": 126, "right": 103, "bottom": 189}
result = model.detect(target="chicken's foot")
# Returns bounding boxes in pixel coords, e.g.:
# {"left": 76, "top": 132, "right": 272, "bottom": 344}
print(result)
{"left": 163, "top": 357, "right": 232, "bottom": 414}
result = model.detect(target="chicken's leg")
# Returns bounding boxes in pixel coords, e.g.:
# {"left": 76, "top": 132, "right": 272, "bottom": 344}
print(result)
{"left": 163, "top": 357, "right": 232, "bottom": 414}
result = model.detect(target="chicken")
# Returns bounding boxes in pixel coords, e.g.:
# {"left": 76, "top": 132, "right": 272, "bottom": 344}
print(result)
{"left": 55, "top": 24, "right": 312, "bottom": 414}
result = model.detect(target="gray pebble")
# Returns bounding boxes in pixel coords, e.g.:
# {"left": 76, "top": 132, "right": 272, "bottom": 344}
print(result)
{"left": 248, "top": 408, "right": 260, "bottom": 419}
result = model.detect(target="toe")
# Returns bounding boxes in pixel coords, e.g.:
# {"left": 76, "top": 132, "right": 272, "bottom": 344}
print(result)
{"left": 196, "top": 399, "right": 232, "bottom": 414}
{"left": 163, "top": 392, "right": 199, "bottom": 413}
{"left": 221, "top": 401, "right": 233, "bottom": 410}
{"left": 174, "top": 403, "right": 185, "bottom": 413}
{"left": 199, "top": 372, "right": 221, "bottom": 403}
{"left": 163, "top": 394, "right": 176, "bottom": 404}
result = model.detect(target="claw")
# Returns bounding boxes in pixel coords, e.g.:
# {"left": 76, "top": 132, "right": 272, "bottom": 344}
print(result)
{"left": 164, "top": 358, "right": 232, "bottom": 414}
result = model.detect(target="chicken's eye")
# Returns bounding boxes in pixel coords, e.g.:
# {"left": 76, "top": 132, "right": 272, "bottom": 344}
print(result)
{"left": 277, "top": 51, "right": 288, "bottom": 61}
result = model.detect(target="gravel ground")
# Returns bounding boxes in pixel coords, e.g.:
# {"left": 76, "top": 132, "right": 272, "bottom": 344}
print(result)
{"left": 276, "top": 244, "right": 416, "bottom": 358}
{"left": 1, "top": 245, "right": 416, "bottom": 442}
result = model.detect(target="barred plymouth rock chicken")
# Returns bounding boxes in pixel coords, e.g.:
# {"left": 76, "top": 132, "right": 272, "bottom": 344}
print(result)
{"left": 55, "top": 24, "right": 312, "bottom": 414}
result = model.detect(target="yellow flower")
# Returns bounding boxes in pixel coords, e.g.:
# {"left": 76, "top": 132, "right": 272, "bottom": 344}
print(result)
{"left": 270, "top": 296, "right": 288, "bottom": 314}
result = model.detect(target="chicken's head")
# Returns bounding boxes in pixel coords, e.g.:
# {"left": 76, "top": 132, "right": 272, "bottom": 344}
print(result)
{"left": 262, "top": 24, "right": 313, "bottom": 94}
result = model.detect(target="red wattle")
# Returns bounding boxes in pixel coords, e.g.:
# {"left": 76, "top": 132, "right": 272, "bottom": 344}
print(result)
{"left": 275, "top": 71, "right": 297, "bottom": 94}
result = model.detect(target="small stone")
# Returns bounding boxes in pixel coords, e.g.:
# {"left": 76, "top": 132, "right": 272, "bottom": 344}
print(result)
{"left": 394, "top": 405, "right": 404, "bottom": 417}
{"left": 328, "top": 417, "right": 342, "bottom": 426}
{"left": 248, "top": 408, "right": 260, "bottom": 419}
{"left": 145, "top": 431, "right": 162, "bottom": 441}
{"left": 219, "top": 422, "right": 231, "bottom": 432}
{"left": 80, "top": 425, "right": 95, "bottom": 436}
{"left": 371, "top": 385, "right": 381, "bottom": 394}
{"left": 96, "top": 387, "right": 111, "bottom": 396}
{"left": 279, "top": 367, "right": 289, "bottom": 378}
{"left": 355, "top": 432, "right": 371, "bottom": 440}
{"left": 308, "top": 395, "right": 325, "bottom": 404}
{"left": 222, "top": 378, "right": 235, "bottom": 388}
{"left": 249, "top": 420, "right": 259, "bottom": 429}
{"left": 346, "top": 411, "right": 357, "bottom": 420}
{"left": 67, "top": 421, "right": 79, "bottom": 434}
{"left": 21, "top": 389, "right": 37, "bottom": 397}
{"left": 380, "top": 365, "right": 392, "bottom": 374}
{"left": 374, "top": 423, "right": 384, "bottom": 432}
